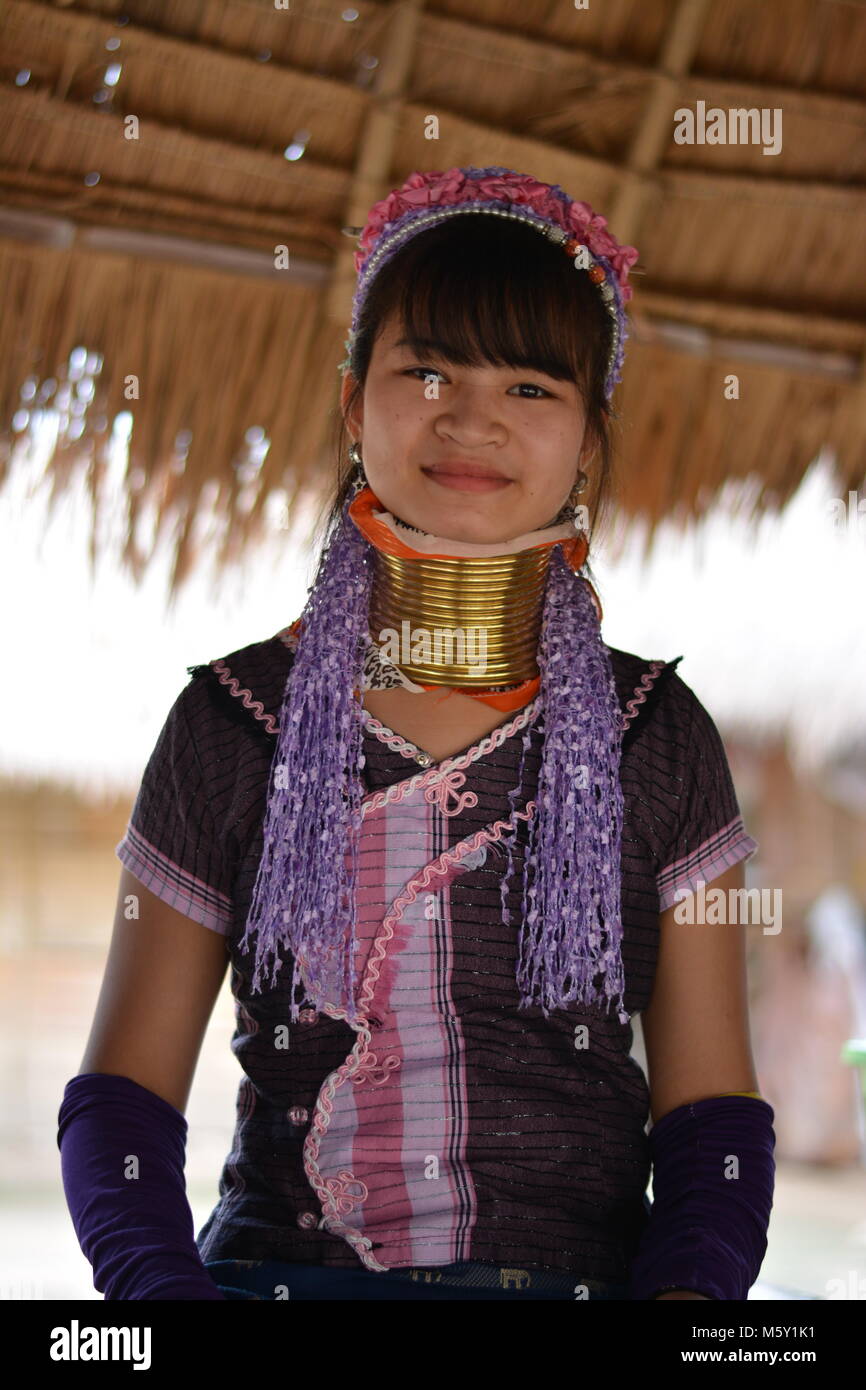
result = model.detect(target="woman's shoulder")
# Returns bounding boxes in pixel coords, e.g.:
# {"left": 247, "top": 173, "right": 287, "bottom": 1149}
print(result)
{"left": 607, "top": 646, "right": 756, "bottom": 897}
{"left": 606, "top": 644, "right": 733, "bottom": 770}
{"left": 182, "top": 624, "right": 298, "bottom": 740}
{"left": 605, "top": 644, "right": 687, "bottom": 745}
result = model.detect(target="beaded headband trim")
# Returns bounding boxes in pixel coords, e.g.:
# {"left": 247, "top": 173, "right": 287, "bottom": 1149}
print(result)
{"left": 339, "top": 166, "right": 640, "bottom": 399}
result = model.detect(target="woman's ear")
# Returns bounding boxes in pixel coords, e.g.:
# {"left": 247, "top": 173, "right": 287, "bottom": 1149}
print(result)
{"left": 340, "top": 371, "right": 363, "bottom": 439}
{"left": 579, "top": 420, "right": 602, "bottom": 469}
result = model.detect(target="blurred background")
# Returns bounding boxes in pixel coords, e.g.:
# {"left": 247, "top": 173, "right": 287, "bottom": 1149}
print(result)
{"left": 1, "top": 0, "right": 864, "bottom": 1301}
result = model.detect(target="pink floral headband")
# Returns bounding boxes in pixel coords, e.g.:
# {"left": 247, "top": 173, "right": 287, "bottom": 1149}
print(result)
{"left": 340, "top": 166, "right": 640, "bottom": 399}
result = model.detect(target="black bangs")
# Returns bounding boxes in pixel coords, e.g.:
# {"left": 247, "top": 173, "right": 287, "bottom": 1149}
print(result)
{"left": 357, "top": 215, "right": 610, "bottom": 399}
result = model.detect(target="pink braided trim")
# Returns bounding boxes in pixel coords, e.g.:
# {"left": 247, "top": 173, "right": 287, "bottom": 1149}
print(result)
{"left": 424, "top": 768, "right": 477, "bottom": 818}
{"left": 299, "top": 799, "right": 537, "bottom": 1272}
{"left": 360, "top": 715, "right": 420, "bottom": 758}
{"left": 297, "top": 1004, "right": 390, "bottom": 1270}
{"left": 360, "top": 694, "right": 540, "bottom": 767}
{"left": 360, "top": 696, "right": 541, "bottom": 817}
{"left": 622, "top": 660, "right": 667, "bottom": 730}
{"left": 210, "top": 660, "right": 279, "bottom": 735}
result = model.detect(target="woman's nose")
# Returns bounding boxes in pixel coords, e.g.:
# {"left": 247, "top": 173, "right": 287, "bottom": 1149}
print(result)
{"left": 433, "top": 382, "right": 507, "bottom": 443}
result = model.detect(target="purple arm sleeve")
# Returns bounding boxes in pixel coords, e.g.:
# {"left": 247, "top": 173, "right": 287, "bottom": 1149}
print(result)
{"left": 628, "top": 1095, "right": 776, "bottom": 1301}
{"left": 57, "top": 1072, "right": 227, "bottom": 1300}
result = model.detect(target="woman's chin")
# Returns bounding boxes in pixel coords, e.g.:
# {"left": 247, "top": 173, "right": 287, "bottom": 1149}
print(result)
{"left": 395, "top": 489, "right": 547, "bottom": 543}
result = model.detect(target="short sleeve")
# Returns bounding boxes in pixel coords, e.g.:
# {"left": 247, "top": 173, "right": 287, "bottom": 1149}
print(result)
{"left": 115, "top": 678, "right": 234, "bottom": 934}
{"left": 654, "top": 678, "right": 758, "bottom": 911}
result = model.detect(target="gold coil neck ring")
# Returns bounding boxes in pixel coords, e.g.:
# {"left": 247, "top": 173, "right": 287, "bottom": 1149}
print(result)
{"left": 368, "top": 548, "right": 552, "bottom": 687}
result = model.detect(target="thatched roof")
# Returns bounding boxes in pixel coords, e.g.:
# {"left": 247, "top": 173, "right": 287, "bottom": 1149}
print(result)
{"left": 1, "top": 0, "right": 864, "bottom": 591}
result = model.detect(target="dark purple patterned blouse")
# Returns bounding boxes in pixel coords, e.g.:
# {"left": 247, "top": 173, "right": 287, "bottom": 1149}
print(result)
{"left": 115, "top": 627, "right": 757, "bottom": 1284}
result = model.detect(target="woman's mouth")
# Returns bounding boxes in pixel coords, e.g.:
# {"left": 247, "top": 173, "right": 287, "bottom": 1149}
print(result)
{"left": 421, "top": 465, "right": 512, "bottom": 494}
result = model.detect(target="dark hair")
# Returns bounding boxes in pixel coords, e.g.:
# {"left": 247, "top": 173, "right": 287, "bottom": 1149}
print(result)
{"left": 318, "top": 214, "right": 620, "bottom": 553}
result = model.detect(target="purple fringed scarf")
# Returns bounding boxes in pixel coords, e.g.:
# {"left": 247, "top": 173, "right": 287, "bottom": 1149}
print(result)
{"left": 240, "top": 491, "right": 628, "bottom": 1027}
{"left": 509, "top": 544, "right": 626, "bottom": 1022}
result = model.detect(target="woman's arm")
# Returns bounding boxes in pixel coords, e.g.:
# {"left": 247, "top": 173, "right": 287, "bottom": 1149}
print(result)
{"left": 639, "top": 860, "right": 764, "bottom": 1300}
{"left": 642, "top": 860, "right": 759, "bottom": 1125}
{"left": 79, "top": 865, "right": 230, "bottom": 1113}
{"left": 59, "top": 866, "right": 232, "bottom": 1299}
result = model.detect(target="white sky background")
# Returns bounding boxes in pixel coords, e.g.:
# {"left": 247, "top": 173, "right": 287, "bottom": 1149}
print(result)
{"left": 597, "top": 453, "right": 866, "bottom": 771}
{"left": 1, "top": 417, "right": 864, "bottom": 801}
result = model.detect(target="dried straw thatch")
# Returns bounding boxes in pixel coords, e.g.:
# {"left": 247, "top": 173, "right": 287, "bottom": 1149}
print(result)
{"left": 1, "top": 0, "right": 864, "bottom": 589}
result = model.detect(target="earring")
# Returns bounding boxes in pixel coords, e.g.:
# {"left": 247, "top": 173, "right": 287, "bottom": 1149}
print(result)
{"left": 347, "top": 440, "right": 367, "bottom": 496}
{"left": 568, "top": 470, "right": 588, "bottom": 503}
{"left": 556, "top": 469, "right": 590, "bottom": 533}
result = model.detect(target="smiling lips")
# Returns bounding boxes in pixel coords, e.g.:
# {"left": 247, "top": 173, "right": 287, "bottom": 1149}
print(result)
{"left": 422, "top": 461, "right": 512, "bottom": 493}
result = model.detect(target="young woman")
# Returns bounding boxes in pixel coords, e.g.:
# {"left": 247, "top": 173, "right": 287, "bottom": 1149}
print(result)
{"left": 58, "top": 167, "right": 775, "bottom": 1302}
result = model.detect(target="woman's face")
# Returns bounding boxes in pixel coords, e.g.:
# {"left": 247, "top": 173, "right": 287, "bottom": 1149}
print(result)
{"left": 340, "top": 311, "right": 593, "bottom": 544}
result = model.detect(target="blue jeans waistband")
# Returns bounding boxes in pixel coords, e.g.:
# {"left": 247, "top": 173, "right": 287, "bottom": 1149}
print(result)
{"left": 205, "top": 1257, "right": 630, "bottom": 1301}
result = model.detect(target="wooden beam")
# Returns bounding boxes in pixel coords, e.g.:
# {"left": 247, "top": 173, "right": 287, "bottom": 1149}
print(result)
{"left": 636, "top": 316, "right": 861, "bottom": 383}
{"left": 610, "top": 0, "right": 713, "bottom": 240}
{"left": 324, "top": 0, "right": 426, "bottom": 332}
{"left": 637, "top": 288, "right": 866, "bottom": 357}
{"left": 0, "top": 205, "right": 330, "bottom": 284}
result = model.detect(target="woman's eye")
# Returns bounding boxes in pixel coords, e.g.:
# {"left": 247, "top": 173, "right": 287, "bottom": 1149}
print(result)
{"left": 404, "top": 366, "right": 446, "bottom": 383}
{"left": 510, "top": 383, "right": 551, "bottom": 399}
